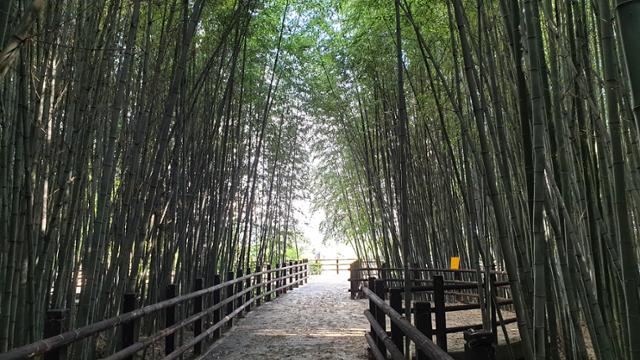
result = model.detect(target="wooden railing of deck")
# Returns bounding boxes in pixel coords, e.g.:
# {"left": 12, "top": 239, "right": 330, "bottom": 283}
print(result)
{"left": 0, "top": 260, "right": 309, "bottom": 360}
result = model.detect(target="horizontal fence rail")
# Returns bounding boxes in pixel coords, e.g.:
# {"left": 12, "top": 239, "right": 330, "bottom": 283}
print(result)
{"left": 311, "top": 258, "right": 357, "bottom": 274}
{"left": 363, "top": 281, "right": 453, "bottom": 360}
{"left": 0, "top": 260, "right": 309, "bottom": 360}
{"left": 356, "top": 261, "right": 515, "bottom": 359}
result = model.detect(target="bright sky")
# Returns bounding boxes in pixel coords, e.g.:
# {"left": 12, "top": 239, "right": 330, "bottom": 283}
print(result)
{"left": 293, "top": 200, "right": 356, "bottom": 260}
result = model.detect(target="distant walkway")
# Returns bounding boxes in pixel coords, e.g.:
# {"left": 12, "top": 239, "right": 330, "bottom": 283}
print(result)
{"left": 206, "top": 274, "right": 369, "bottom": 359}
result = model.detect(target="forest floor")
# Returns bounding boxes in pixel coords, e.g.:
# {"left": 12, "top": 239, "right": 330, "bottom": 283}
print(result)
{"left": 204, "top": 273, "right": 523, "bottom": 359}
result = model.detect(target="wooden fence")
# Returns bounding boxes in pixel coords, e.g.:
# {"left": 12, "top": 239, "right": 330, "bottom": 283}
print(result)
{"left": 364, "top": 281, "right": 452, "bottom": 360}
{"left": 0, "top": 260, "right": 309, "bottom": 360}
{"left": 355, "top": 264, "right": 516, "bottom": 359}
{"left": 312, "top": 258, "right": 357, "bottom": 274}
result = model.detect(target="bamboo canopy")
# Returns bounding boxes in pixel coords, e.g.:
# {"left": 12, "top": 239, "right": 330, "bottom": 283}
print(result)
{"left": 1, "top": 0, "right": 640, "bottom": 359}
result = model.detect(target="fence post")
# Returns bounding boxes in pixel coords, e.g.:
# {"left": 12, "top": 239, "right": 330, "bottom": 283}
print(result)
{"left": 121, "top": 293, "right": 136, "bottom": 359}
{"left": 194, "top": 278, "right": 204, "bottom": 355}
{"left": 165, "top": 284, "right": 177, "bottom": 356}
{"left": 256, "top": 266, "right": 262, "bottom": 306}
{"left": 44, "top": 309, "right": 69, "bottom": 360}
{"left": 336, "top": 259, "right": 339, "bottom": 274}
{"left": 412, "top": 262, "right": 420, "bottom": 285}
{"left": 389, "top": 288, "right": 404, "bottom": 353}
{"left": 367, "top": 277, "right": 378, "bottom": 351}
{"left": 490, "top": 272, "right": 498, "bottom": 344}
{"left": 279, "top": 263, "right": 284, "bottom": 295}
{"left": 245, "top": 269, "right": 252, "bottom": 313}
{"left": 434, "top": 275, "right": 447, "bottom": 352}
{"left": 284, "top": 261, "right": 289, "bottom": 291}
{"left": 288, "top": 260, "right": 294, "bottom": 290}
{"left": 380, "top": 262, "right": 387, "bottom": 282}
{"left": 464, "top": 329, "right": 495, "bottom": 360}
{"left": 236, "top": 269, "right": 244, "bottom": 317}
{"left": 294, "top": 261, "right": 299, "bottom": 288}
{"left": 454, "top": 270, "right": 462, "bottom": 281}
{"left": 454, "top": 270, "right": 462, "bottom": 302}
{"left": 415, "top": 302, "right": 432, "bottom": 360}
{"left": 374, "top": 279, "right": 387, "bottom": 354}
{"left": 226, "top": 272, "right": 234, "bottom": 328}
{"left": 299, "top": 260, "right": 303, "bottom": 285}
{"left": 283, "top": 262, "right": 288, "bottom": 293}
{"left": 350, "top": 262, "right": 357, "bottom": 300}
{"left": 266, "top": 265, "right": 272, "bottom": 301}
{"left": 304, "top": 259, "right": 308, "bottom": 284}
{"left": 274, "top": 264, "right": 280, "bottom": 297}
{"left": 278, "top": 263, "right": 284, "bottom": 295}
{"left": 282, "top": 262, "right": 287, "bottom": 294}
{"left": 213, "top": 274, "right": 221, "bottom": 340}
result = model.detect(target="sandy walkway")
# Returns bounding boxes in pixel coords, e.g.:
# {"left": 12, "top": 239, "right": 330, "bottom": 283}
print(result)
{"left": 204, "top": 273, "right": 522, "bottom": 359}
{"left": 206, "top": 273, "right": 369, "bottom": 359}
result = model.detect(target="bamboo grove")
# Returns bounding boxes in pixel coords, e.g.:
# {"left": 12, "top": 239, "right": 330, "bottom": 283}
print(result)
{"left": 2, "top": 0, "right": 640, "bottom": 359}
{"left": 305, "top": 0, "right": 640, "bottom": 359}
{"left": 0, "top": 0, "right": 312, "bottom": 354}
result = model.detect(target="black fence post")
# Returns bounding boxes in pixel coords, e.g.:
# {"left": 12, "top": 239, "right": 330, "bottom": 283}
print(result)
{"left": 194, "top": 278, "right": 204, "bottom": 355}
{"left": 415, "top": 302, "right": 432, "bottom": 360}
{"left": 276, "top": 263, "right": 282, "bottom": 295}
{"left": 374, "top": 279, "right": 387, "bottom": 355}
{"left": 245, "top": 269, "right": 252, "bottom": 312}
{"left": 389, "top": 288, "right": 404, "bottom": 354}
{"left": 336, "top": 259, "right": 339, "bottom": 274}
{"left": 288, "top": 260, "right": 294, "bottom": 290}
{"left": 367, "top": 277, "right": 378, "bottom": 349}
{"left": 412, "top": 262, "right": 421, "bottom": 285}
{"left": 304, "top": 259, "right": 308, "bottom": 284}
{"left": 283, "top": 262, "right": 288, "bottom": 292}
{"left": 350, "top": 263, "right": 357, "bottom": 300}
{"left": 213, "top": 274, "right": 221, "bottom": 340}
{"left": 278, "top": 263, "right": 283, "bottom": 296}
{"left": 165, "top": 284, "right": 177, "bottom": 356}
{"left": 283, "top": 262, "right": 288, "bottom": 293}
{"left": 274, "top": 264, "right": 279, "bottom": 297}
{"left": 256, "top": 266, "right": 262, "bottom": 306}
{"left": 294, "top": 260, "right": 299, "bottom": 288}
{"left": 454, "top": 270, "right": 463, "bottom": 302}
{"left": 434, "top": 275, "right": 447, "bottom": 352}
{"left": 379, "top": 263, "right": 387, "bottom": 283}
{"left": 121, "top": 293, "right": 136, "bottom": 359}
{"left": 44, "top": 309, "right": 69, "bottom": 360}
{"left": 236, "top": 269, "right": 244, "bottom": 317}
{"left": 490, "top": 272, "right": 498, "bottom": 344}
{"left": 226, "top": 271, "right": 235, "bottom": 328}
{"left": 266, "top": 265, "right": 272, "bottom": 301}
{"left": 298, "top": 260, "right": 303, "bottom": 285}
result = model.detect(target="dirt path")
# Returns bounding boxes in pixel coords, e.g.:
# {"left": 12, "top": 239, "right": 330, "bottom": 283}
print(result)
{"left": 206, "top": 273, "right": 369, "bottom": 359}
{"left": 204, "top": 274, "right": 522, "bottom": 359}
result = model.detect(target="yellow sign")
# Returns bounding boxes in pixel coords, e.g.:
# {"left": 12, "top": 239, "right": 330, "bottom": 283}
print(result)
{"left": 450, "top": 257, "right": 460, "bottom": 270}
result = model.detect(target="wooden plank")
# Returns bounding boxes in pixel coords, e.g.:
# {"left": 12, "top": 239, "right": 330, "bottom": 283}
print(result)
{"left": 362, "top": 287, "right": 453, "bottom": 360}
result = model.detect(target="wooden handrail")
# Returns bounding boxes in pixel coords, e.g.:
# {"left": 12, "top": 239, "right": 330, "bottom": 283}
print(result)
{"left": 312, "top": 258, "right": 357, "bottom": 261}
{"left": 349, "top": 278, "right": 510, "bottom": 288}
{"left": 364, "top": 310, "right": 404, "bottom": 360}
{"left": 363, "top": 286, "right": 453, "bottom": 360}
{"left": 0, "top": 260, "right": 310, "bottom": 360}
{"left": 355, "top": 267, "right": 508, "bottom": 275}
